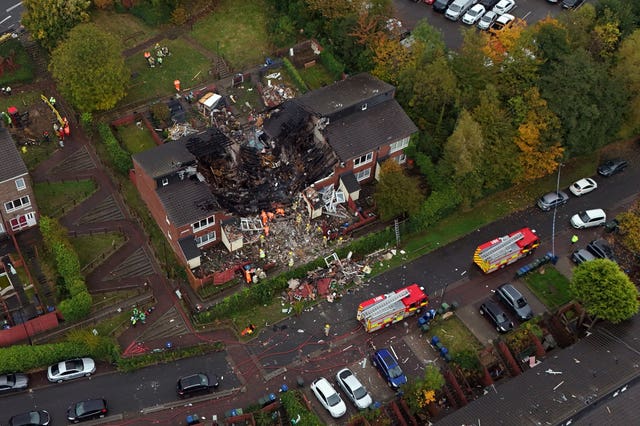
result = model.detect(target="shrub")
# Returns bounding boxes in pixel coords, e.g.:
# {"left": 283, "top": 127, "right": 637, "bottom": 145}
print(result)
{"left": 409, "top": 188, "right": 463, "bottom": 233}
{"left": 280, "top": 391, "right": 323, "bottom": 426}
{"left": 116, "top": 343, "right": 223, "bottom": 372}
{"left": 319, "top": 49, "right": 345, "bottom": 80}
{"left": 98, "top": 123, "right": 133, "bottom": 174}
{"left": 171, "top": 6, "right": 189, "bottom": 25}
{"left": 150, "top": 103, "right": 170, "bottom": 124}
{"left": 283, "top": 58, "right": 308, "bottom": 93}
{"left": 58, "top": 291, "right": 93, "bottom": 322}
{"left": 80, "top": 112, "right": 93, "bottom": 129}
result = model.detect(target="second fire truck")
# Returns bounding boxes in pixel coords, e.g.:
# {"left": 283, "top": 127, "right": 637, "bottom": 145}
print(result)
{"left": 473, "top": 227, "right": 540, "bottom": 273}
{"left": 357, "top": 284, "right": 428, "bottom": 332}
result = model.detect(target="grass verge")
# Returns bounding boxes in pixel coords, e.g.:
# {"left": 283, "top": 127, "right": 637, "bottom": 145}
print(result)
{"left": 70, "top": 232, "right": 127, "bottom": 270}
{"left": 34, "top": 179, "right": 97, "bottom": 218}
{"left": 426, "top": 315, "right": 482, "bottom": 354}
{"left": 524, "top": 267, "right": 573, "bottom": 310}
{"left": 117, "top": 342, "right": 224, "bottom": 372}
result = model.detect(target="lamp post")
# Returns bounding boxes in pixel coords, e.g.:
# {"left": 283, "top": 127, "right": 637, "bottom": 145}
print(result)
{"left": 551, "top": 163, "right": 564, "bottom": 257}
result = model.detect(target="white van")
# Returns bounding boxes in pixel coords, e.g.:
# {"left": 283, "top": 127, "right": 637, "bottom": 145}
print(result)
{"left": 570, "top": 209, "right": 607, "bottom": 229}
{"left": 445, "top": 0, "right": 476, "bottom": 21}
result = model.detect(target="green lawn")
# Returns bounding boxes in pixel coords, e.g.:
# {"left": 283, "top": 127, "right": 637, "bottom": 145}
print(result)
{"left": 298, "top": 64, "right": 335, "bottom": 90}
{"left": 116, "top": 123, "right": 158, "bottom": 154}
{"left": 0, "top": 39, "right": 36, "bottom": 85}
{"left": 426, "top": 315, "right": 482, "bottom": 354}
{"left": 525, "top": 267, "right": 573, "bottom": 310}
{"left": 190, "top": 0, "right": 271, "bottom": 70}
{"left": 70, "top": 232, "right": 126, "bottom": 270}
{"left": 34, "top": 179, "right": 97, "bottom": 218}
{"left": 122, "top": 37, "right": 210, "bottom": 105}
{"left": 91, "top": 9, "right": 159, "bottom": 50}
{"left": 0, "top": 274, "right": 10, "bottom": 291}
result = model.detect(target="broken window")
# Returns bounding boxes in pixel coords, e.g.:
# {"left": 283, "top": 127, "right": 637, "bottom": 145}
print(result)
{"left": 192, "top": 216, "right": 215, "bottom": 232}
{"left": 5, "top": 195, "right": 30, "bottom": 213}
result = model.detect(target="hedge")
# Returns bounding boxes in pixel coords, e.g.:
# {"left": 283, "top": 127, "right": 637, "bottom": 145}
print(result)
{"left": 319, "top": 49, "right": 344, "bottom": 80}
{"left": 280, "top": 391, "right": 323, "bottom": 426}
{"left": 98, "top": 123, "right": 133, "bottom": 175}
{"left": 283, "top": 57, "right": 308, "bottom": 94}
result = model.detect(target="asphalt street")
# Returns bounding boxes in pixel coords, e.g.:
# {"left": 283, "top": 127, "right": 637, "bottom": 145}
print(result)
{"left": 0, "top": 0, "right": 23, "bottom": 34}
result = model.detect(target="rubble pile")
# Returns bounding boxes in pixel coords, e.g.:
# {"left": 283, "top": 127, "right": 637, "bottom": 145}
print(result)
{"left": 259, "top": 73, "right": 296, "bottom": 108}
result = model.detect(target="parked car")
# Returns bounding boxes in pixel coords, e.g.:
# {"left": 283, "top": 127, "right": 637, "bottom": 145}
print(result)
{"left": 586, "top": 239, "right": 616, "bottom": 262}
{"left": 9, "top": 410, "right": 50, "bottom": 426}
{"left": 479, "top": 300, "right": 514, "bottom": 333}
{"left": 571, "top": 248, "right": 596, "bottom": 265}
{"left": 493, "top": 0, "right": 516, "bottom": 14}
{"left": 310, "top": 377, "right": 346, "bottom": 418}
{"left": 424, "top": 0, "right": 436, "bottom": 4}
{"left": 570, "top": 209, "right": 607, "bottom": 229}
{"left": 462, "top": 4, "right": 486, "bottom": 25}
{"left": 598, "top": 159, "right": 628, "bottom": 177}
{"left": 336, "top": 368, "right": 373, "bottom": 410}
{"left": 0, "top": 373, "right": 29, "bottom": 393}
{"left": 433, "top": 0, "right": 455, "bottom": 13}
{"left": 67, "top": 399, "right": 108, "bottom": 423}
{"left": 445, "top": 0, "right": 475, "bottom": 21}
{"left": 489, "top": 13, "right": 515, "bottom": 33}
{"left": 176, "top": 373, "right": 214, "bottom": 397}
{"left": 569, "top": 178, "right": 597, "bottom": 196}
{"left": 47, "top": 358, "right": 95, "bottom": 383}
{"left": 561, "top": 0, "right": 584, "bottom": 8}
{"left": 537, "top": 190, "right": 569, "bottom": 211}
{"left": 479, "top": 0, "right": 500, "bottom": 9}
{"left": 371, "top": 348, "right": 407, "bottom": 389}
{"left": 478, "top": 10, "right": 498, "bottom": 30}
{"left": 496, "top": 283, "right": 533, "bottom": 321}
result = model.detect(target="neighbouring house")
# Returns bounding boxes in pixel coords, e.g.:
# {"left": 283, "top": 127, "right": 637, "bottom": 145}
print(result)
{"left": 132, "top": 73, "right": 417, "bottom": 284}
{"left": 0, "top": 128, "right": 38, "bottom": 236}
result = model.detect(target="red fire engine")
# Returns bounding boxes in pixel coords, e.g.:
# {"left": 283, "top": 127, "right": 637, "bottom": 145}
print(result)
{"left": 357, "top": 284, "right": 428, "bottom": 332}
{"left": 473, "top": 227, "right": 540, "bottom": 273}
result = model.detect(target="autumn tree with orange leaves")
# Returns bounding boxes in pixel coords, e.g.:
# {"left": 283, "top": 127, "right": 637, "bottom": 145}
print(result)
{"left": 483, "top": 18, "right": 527, "bottom": 64}
{"left": 514, "top": 88, "right": 564, "bottom": 181}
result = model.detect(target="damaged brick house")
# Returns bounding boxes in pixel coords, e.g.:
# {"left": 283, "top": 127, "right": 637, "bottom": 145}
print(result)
{"left": 0, "top": 129, "right": 38, "bottom": 236}
{"left": 132, "top": 73, "right": 417, "bottom": 287}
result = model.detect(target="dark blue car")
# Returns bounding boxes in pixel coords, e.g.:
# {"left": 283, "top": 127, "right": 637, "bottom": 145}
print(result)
{"left": 371, "top": 348, "right": 407, "bottom": 389}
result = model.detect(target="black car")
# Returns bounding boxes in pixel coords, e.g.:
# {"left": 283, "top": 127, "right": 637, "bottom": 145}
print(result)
{"left": 433, "top": 0, "right": 455, "bottom": 13}
{"left": 587, "top": 239, "right": 616, "bottom": 262}
{"left": 496, "top": 284, "right": 533, "bottom": 321}
{"left": 9, "top": 410, "right": 50, "bottom": 426}
{"left": 177, "top": 373, "right": 215, "bottom": 397}
{"left": 571, "top": 248, "right": 596, "bottom": 265}
{"left": 0, "top": 373, "right": 29, "bottom": 393}
{"left": 480, "top": 301, "right": 514, "bottom": 333}
{"left": 479, "top": 0, "right": 500, "bottom": 8}
{"left": 597, "top": 159, "right": 628, "bottom": 177}
{"left": 561, "top": 0, "right": 584, "bottom": 8}
{"left": 67, "top": 399, "right": 108, "bottom": 423}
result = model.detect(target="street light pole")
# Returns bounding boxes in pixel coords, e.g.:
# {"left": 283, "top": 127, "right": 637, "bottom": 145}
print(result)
{"left": 551, "top": 163, "right": 563, "bottom": 257}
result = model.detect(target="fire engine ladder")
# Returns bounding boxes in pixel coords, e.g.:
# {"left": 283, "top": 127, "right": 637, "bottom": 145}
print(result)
{"left": 477, "top": 232, "right": 524, "bottom": 264}
{"left": 360, "top": 288, "right": 411, "bottom": 322}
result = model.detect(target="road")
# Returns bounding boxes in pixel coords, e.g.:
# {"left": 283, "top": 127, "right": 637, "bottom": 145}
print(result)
{"left": 0, "top": 0, "right": 23, "bottom": 34}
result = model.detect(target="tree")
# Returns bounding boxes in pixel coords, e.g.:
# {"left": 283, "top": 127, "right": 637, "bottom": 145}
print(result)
{"left": 570, "top": 259, "right": 639, "bottom": 324}
{"left": 617, "top": 200, "right": 640, "bottom": 255}
{"left": 371, "top": 35, "right": 414, "bottom": 85}
{"left": 22, "top": 0, "right": 91, "bottom": 50}
{"left": 404, "top": 365, "right": 445, "bottom": 414}
{"left": 50, "top": 24, "right": 129, "bottom": 112}
{"left": 374, "top": 159, "right": 424, "bottom": 221}
{"left": 513, "top": 88, "right": 564, "bottom": 181}
{"left": 452, "top": 29, "right": 495, "bottom": 109}
{"left": 539, "top": 49, "right": 627, "bottom": 157}
{"left": 614, "top": 29, "right": 640, "bottom": 138}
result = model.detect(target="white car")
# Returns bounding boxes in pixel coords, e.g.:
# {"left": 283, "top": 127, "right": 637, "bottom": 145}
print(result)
{"left": 47, "top": 358, "right": 96, "bottom": 383}
{"left": 478, "top": 10, "right": 498, "bottom": 30}
{"left": 570, "top": 209, "right": 607, "bottom": 229}
{"left": 569, "top": 178, "right": 598, "bottom": 196}
{"left": 310, "top": 377, "right": 346, "bottom": 418}
{"left": 493, "top": 0, "right": 516, "bottom": 14}
{"left": 336, "top": 368, "right": 373, "bottom": 410}
{"left": 462, "top": 4, "right": 486, "bottom": 25}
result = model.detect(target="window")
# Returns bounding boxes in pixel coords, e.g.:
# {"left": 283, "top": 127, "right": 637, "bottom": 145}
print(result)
{"left": 395, "top": 153, "right": 407, "bottom": 164}
{"left": 192, "top": 216, "right": 215, "bottom": 232}
{"left": 355, "top": 168, "right": 371, "bottom": 182}
{"left": 361, "top": 103, "right": 368, "bottom": 111}
{"left": 15, "top": 178, "right": 26, "bottom": 191}
{"left": 5, "top": 196, "right": 31, "bottom": 213}
{"left": 195, "top": 231, "right": 216, "bottom": 247}
{"left": 161, "top": 178, "right": 169, "bottom": 187}
{"left": 389, "top": 137, "right": 409, "bottom": 154}
{"left": 354, "top": 152, "right": 373, "bottom": 167}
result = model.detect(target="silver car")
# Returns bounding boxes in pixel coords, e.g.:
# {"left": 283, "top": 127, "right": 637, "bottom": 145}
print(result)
{"left": 537, "top": 190, "right": 569, "bottom": 211}
{"left": 47, "top": 358, "right": 96, "bottom": 383}
{"left": 478, "top": 10, "right": 498, "bottom": 30}
{"left": 336, "top": 368, "right": 373, "bottom": 410}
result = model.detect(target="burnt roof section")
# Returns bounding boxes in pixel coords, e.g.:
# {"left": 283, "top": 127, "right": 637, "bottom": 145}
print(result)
{"left": 156, "top": 178, "right": 219, "bottom": 227}
{"left": 437, "top": 319, "right": 640, "bottom": 425}
{"left": 324, "top": 100, "right": 417, "bottom": 161}
{"left": 185, "top": 127, "right": 233, "bottom": 158}
{"left": 262, "top": 101, "right": 310, "bottom": 140}
{"left": 133, "top": 139, "right": 196, "bottom": 179}
{"left": 296, "top": 73, "right": 394, "bottom": 117}
{"left": 0, "top": 128, "right": 28, "bottom": 183}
